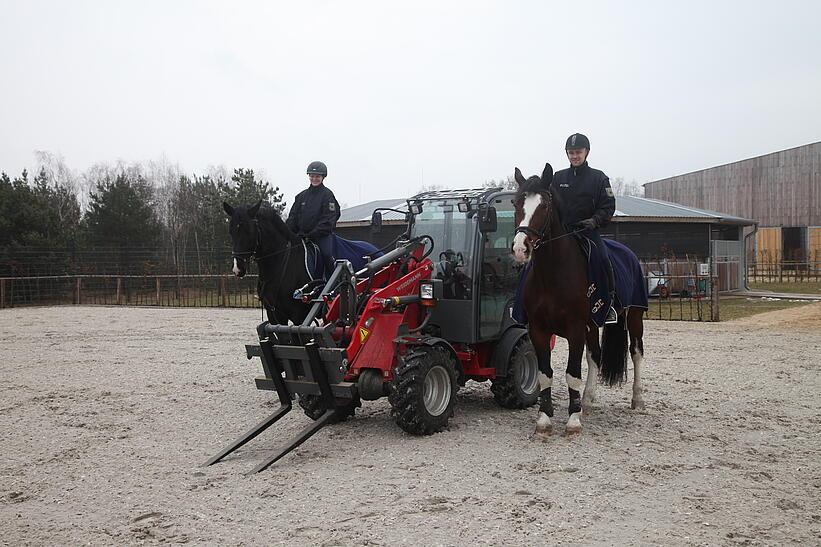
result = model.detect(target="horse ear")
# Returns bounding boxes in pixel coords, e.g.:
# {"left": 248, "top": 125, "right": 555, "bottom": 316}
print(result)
{"left": 223, "top": 201, "right": 234, "bottom": 217}
{"left": 514, "top": 167, "right": 526, "bottom": 186}
{"left": 248, "top": 199, "right": 262, "bottom": 218}
{"left": 541, "top": 163, "right": 553, "bottom": 187}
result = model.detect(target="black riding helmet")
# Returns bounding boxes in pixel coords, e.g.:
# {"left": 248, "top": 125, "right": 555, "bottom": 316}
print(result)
{"left": 306, "top": 161, "right": 328, "bottom": 177}
{"left": 565, "top": 133, "right": 590, "bottom": 150}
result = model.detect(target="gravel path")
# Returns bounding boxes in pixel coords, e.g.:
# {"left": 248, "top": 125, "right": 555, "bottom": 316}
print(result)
{"left": 1, "top": 305, "right": 820, "bottom": 545}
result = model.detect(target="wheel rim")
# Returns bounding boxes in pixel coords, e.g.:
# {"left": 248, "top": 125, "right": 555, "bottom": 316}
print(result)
{"left": 518, "top": 348, "right": 539, "bottom": 395}
{"left": 423, "top": 365, "right": 452, "bottom": 416}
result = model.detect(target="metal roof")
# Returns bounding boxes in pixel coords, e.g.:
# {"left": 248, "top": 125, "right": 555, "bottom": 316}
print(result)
{"left": 612, "top": 196, "right": 755, "bottom": 225}
{"left": 339, "top": 194, "right": 755, "bottom": 226}
{"left": 338, "top": 198, "right": 408, "bottom": 223}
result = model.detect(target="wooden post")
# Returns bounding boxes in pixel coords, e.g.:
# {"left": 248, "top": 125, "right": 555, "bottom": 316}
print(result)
{"left": 0, "top": 278, "right": 5, "bottom": 309}
{"left": 711, "top": 276, "right": 720, "bottom": 322}
{"left": 156, "top": 278, "right": 161, "bottom": 306}
{"left": 75, "top": 277, "right": 81, "bottom": 305}
{"left": 220, "top": 277, "right": 227, "bottom": 307}
{"left": 116, "top": 278, "right": 122, "bottom": 305}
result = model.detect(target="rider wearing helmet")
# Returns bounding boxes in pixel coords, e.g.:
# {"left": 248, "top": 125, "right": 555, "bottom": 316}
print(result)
{"left": 286, "top": 161, "right": 341, "bottom": 276}
{"left": 552, "top": 133, "right": 618, "bottom": 324}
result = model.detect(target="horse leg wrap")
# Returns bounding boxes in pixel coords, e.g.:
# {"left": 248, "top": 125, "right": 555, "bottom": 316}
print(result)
{"left": 539, "top": 388, "right": 553, "bottom": 417}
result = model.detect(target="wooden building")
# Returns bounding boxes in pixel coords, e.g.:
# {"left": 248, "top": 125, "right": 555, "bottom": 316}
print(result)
{"left": 644, "top": 141, "right": 821, "bottom": 262}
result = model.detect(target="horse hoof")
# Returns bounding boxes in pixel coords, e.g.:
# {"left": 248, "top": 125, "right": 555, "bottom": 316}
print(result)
{"left": 631, "top": 399, "right": 645, "bottom": 411}
{"left": 534, "top": 412, "right": 552, "bottom": 440}
{"left": 565, "top": 412, "right": 582, "bottom": 435}
{"left": 534, "top": 426, "right": 552, "bottom": 441}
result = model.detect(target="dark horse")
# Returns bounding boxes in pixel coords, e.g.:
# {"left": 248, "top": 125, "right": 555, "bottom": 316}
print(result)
{"left": 511, "top": 164, "right": 646, "bottom": 437}
{"left": 223, "top": 200, "right": 315, "bottom": 325}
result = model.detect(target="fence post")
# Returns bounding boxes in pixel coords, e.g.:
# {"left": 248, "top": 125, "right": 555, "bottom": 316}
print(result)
{"left": 75, "top": 277, "right": 81, "bottom": 305}
{"left": 156, "top": 278, "right": 161, "bottom": 306}
{"left": 0, "top": 278, "right": 5, "bottom": 309}
{"left": 116, "top": 277, "right": 122, "bottom": 305}
{"left": 220, "top": 277, "right": 227, "bottom": 307}
{"left": 711, "top": 275, "right": 720, "bottom": 322}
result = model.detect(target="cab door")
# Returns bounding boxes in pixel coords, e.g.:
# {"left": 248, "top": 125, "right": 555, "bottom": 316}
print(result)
{"left": 478, "top": 194, "right": 520, "bottom": 339}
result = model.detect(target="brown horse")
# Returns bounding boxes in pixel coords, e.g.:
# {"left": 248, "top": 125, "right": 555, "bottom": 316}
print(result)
{"left": 511, "top": 164, "right": 646, "bottom": 437}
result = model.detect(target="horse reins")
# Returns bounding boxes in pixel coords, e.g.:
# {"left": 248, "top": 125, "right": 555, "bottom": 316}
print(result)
{"left": 515, "top": 191, "right": 582, "bottom": 250}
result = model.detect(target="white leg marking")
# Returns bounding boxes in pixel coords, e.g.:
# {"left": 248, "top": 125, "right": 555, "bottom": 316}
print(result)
{"left": 582, "top": 349, "right": 599, "bottom": 407}
{"left": 232, "top": 258, "right": 241, "bottom": 276}
{"left": 566, "top": 412, "right": 582, "bottom": 434}
{"left": 565, "top": 372, "right": 584, "bottom": 392}
{"left": 512, "top": 193, "right": 543, "bottom": 263}
{"left": 535, "top": 411, "right": 552, "bottom": 439}
{"left": 631, "top": 351, "right": 645, "bottom": 410}
{"left": 538, "top": 373, "right": 552, "bottom": 390}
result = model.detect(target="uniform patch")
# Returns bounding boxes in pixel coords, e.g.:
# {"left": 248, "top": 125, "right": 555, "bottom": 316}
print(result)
{"left": 329, "top": 202, "right": 336, "bottom": 211}
{"left": 605, "top": 188, "right": 614, "bottom": 197}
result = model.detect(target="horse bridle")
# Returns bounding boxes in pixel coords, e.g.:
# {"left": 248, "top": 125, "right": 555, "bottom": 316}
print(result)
{"left": 515, "top": 191, "right": 585, "bottom": 252}
{"left": 231, "top": 218, "right": 295, "bottom": 319}
{"left": 232, "top": 219, "right": 292, "bottom": 263}
{"left": 515, "top": 191, "right": 555, "bottom": 251}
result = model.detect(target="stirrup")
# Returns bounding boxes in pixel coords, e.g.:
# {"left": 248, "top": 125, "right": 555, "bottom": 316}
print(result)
{"left": 604, "top": 306, "right": 618, "bottom": 324}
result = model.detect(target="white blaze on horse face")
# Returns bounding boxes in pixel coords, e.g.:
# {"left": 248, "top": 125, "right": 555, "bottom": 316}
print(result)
{"left": 512, "top": 193, "right": 543, "bottom": 263}
{"left": 232, "top": 258, "right": 241, "bottom": 276}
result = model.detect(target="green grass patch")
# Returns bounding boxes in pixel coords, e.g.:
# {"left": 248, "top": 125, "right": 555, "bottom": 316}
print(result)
{"left": 718, "top": 296, "right": 813, "bottom": 321}
{"left": 646, "top": 295, "right": 813, "bottom": 321}
{"left": 748, "top": 281, "right": 821, "bottom": 295}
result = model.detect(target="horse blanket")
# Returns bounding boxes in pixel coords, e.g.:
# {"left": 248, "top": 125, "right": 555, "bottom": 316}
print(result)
{"left": 512, "top": 238, "right": 648, "bottom": 327}
{"left": 304, "top": 234, "right": 383, "bottom": 279}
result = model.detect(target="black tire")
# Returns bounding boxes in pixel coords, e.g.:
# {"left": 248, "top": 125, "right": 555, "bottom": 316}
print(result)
{"left": 298, "top": 394, "right": 360, "bottom": 422}
{"left": 490, "top": 336, "right": 540, "bottom": 409}
{"left": 388, "top": 345, "right": 458, "bottom": 435}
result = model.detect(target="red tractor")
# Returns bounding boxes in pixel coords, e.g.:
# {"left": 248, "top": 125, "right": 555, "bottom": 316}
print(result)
{"left": 206, "top": 188, "right": 554, "bottom": 473}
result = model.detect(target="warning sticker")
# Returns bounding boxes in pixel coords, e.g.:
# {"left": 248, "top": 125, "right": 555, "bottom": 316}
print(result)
{"left": 359, "top": 327, "right": 370, "bottom": 343}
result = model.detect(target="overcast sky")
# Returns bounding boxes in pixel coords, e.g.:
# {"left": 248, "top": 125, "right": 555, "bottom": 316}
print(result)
{"left": 1, "top": 0, "right": 819, "bottom": 206}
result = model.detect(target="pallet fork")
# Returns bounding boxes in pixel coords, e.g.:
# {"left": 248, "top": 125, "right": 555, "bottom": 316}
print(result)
{"left": 204, "top": 262, "right": 358, "bottom": 474}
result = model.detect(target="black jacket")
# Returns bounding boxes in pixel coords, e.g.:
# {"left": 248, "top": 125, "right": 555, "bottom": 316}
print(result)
{"left": 286, "top": 184, "right": 341, "bottom": 239}
{"left": 552, "top": 162, "right": 615, "bottom": 229}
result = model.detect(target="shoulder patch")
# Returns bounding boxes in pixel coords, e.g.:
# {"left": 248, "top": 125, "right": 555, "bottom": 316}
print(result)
{"left": 329, "top": 202, "right": 336, "bottom": 211}
{"left": 605, "top": 188, "right": 614, "bottom": 197}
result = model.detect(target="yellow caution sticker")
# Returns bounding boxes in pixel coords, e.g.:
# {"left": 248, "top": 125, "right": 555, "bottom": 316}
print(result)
{"left": 359, "top": 327, "right": 370, "bottom": 343}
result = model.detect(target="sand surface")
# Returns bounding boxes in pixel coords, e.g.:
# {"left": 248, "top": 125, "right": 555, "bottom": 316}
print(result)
{"left": 1, "top": 305, "right": 820, "bottom": 545}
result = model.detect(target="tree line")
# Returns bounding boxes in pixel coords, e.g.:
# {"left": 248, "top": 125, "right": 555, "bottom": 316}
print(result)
{"left": 1, "top": 154, "right": 285, "bottom": 277}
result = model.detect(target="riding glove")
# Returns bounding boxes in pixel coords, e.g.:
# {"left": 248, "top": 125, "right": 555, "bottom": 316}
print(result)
{"left": 577, "top": 218, "right": 598, "bottom": 231}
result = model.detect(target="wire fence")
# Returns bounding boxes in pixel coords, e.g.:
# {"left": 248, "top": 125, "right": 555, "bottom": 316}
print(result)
{"left": 2, "top": 272, "right": 721, "bottom": 321}
{"left": 0, "top": 275, "right": 260, "bottom": 309}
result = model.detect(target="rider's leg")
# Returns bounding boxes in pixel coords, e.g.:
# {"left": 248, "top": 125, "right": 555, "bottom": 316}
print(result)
{"left": 312, "top": 233, "right": 336, "bottom": 277}
{"left": 589, "top": 229, "right": 617, "bottom": 322}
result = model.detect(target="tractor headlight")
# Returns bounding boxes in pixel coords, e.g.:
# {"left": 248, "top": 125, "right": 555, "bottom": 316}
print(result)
{"left": 420, "top": 281, "right": 435, "bottom": 300}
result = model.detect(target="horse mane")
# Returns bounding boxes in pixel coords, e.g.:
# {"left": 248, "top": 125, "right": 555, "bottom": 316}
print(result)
{"left": 256, "top": 203, "right": 300, "bottom": 244}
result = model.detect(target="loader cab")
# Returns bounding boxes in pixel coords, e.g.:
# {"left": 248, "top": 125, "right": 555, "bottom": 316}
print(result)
{"left": 404, "top": 188, "right": 521, "bottom": 344}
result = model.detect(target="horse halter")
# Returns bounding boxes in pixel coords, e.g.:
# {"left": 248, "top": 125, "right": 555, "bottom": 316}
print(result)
{"left": 515, "top": 191, "right": 554, "bottom": 251}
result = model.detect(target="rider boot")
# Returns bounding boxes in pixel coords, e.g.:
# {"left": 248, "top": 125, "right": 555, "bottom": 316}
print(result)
{"left": 604, "top": 257, "right": 618, "bottom": 324}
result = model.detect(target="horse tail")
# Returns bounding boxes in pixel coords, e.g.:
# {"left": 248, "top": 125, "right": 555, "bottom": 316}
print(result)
{"left": 600, "top": 313, "right": 628, "bottom": 386}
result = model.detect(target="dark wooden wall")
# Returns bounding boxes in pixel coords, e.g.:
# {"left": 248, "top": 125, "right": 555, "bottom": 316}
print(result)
{"left": 645, "top": 142, "right": 821, "bottom": 227}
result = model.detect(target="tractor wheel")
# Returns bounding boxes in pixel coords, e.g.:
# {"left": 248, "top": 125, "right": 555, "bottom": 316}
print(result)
{"left": 298, "top": 394, "right": 360, "bottom": 422}
{"left": 388, "top": 345, "right": 458, "bottom": 435}
{"left": 490, "top": 336, "right": 540, "bottom": 409}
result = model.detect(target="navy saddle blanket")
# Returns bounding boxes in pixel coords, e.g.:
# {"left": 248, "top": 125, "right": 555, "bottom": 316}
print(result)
{"left": 513, "top": 238, "right": 648, "bottom": 327}
{"left": 305, "top": 234, "right": 383, "bottom": 279}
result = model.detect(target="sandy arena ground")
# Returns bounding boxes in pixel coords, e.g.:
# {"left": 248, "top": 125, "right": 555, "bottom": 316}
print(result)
{"left": 1, "top": 304, "right": 820, "bottom": 546}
